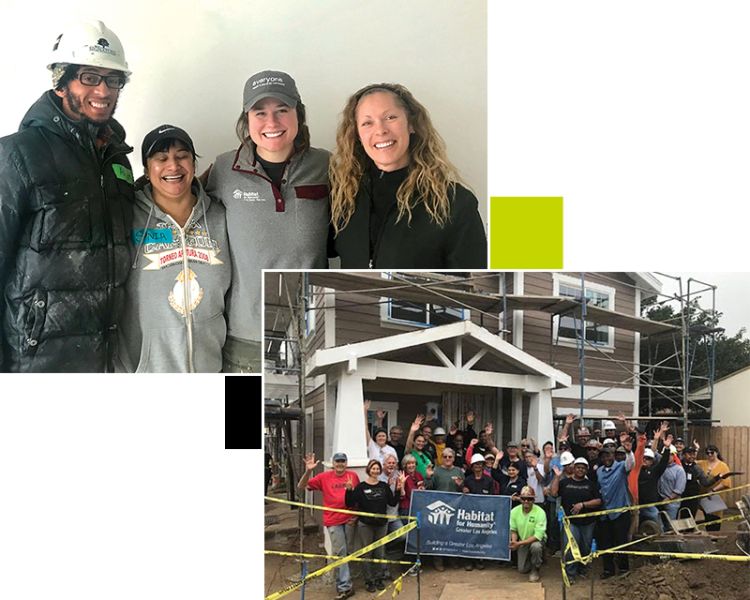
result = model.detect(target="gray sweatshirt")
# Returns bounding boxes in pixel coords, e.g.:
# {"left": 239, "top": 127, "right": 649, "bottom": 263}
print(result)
{"left": 115, "top": 181, "right": 231, "bottom": 372}
{"left": 206, "top": 144, "right": 329, "bottom": 343}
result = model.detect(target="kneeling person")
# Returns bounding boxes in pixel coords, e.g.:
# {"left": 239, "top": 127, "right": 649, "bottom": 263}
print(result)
{"left": 509, "top": 485, "right": 546, "bottom": 582}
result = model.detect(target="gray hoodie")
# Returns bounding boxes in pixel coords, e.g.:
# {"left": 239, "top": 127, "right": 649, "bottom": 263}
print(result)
{"left": 115, "top": 181, "right": 231, "bottom": 372}
{"left": 207, "top": 144, "right": 329, "bottom": 344}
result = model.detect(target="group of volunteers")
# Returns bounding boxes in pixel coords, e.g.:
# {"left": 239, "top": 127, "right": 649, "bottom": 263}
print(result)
{"left": 0, "top": 19, "right": 487, "bottom": 373}
{"left": 295, "top": 404, "right": 735, "bottom": 598}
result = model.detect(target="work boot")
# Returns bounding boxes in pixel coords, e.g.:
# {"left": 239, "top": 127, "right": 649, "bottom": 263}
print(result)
{"left": 529, "top": 568, "right": 540, "bottom": 582}
{"left": 434, "top": 557, "right": 445, "bottom": 572}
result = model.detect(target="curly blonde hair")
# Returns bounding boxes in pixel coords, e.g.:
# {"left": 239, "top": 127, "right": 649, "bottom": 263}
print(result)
{"left": 330, "top": 83, "right": 461, "bottom": 234}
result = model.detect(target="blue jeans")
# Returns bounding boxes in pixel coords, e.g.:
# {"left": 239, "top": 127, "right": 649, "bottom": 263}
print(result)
{"left": 327, "top": 524, "right": 353, "bottom": 592}
{"left": 639, "top": 505, "right": 662, "bottom": 532}
{"left": 562, "top": 521, "right": 595, "bottom": 578}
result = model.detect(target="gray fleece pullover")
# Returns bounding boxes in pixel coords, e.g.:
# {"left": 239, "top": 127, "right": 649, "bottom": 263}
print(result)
{"left": 206, "top": 144, "right": 329, "bottom": 343}
{"left": 115, "top": 181, "right": 231, "bottom": 372}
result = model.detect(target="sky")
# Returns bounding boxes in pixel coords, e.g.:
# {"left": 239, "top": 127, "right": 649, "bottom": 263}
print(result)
{"left": 654, "top": 272, "right": 750, "bottom": 338}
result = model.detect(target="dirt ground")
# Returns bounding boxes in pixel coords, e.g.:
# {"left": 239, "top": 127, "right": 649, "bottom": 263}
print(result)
{"left": 265, "top": 502, "right": 750, "bottom": 600}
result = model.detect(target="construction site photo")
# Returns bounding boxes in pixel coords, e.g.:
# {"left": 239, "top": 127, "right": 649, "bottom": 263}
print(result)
{"left": 263, "top": 271, "right": 750, "bottom": 600}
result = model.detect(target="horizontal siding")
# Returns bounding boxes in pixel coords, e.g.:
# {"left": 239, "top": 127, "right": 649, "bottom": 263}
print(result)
{"left": 307, "top": 384, "right": 326, "bottom": 465}
{"left": 521, "top": 273, "right": 637, "bottom": 388}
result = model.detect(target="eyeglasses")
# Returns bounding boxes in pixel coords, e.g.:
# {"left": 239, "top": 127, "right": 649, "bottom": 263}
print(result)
{"left": 78, "top": 72, "right": 126, "bottom": 90}
{"left": 520, "top": 497, "right": 535, "bottom": 502}
{"left": 706, "top": 450, "right": 716, "bottom": 454}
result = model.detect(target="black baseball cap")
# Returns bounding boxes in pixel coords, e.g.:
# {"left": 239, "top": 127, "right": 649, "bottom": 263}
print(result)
{"left": 141, "top": 124, "right": 196, "bottom": 166}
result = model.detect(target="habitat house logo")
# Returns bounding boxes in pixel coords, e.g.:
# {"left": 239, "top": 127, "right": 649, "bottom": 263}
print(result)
{"left": 426, "top": 500, "right": 456, "bottom": 526}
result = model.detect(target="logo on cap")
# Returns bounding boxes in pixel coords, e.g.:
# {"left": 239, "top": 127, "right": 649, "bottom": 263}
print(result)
{"left": 97, "top": 38, "right": 110, "bottom": 48}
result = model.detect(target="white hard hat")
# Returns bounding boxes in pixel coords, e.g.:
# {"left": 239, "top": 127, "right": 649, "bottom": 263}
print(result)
{"left": 644, "top": 448, "right": 655, "bottom": 459}
{"left": 559, "top": 451, "right": 575, "bottom": 466}
{"left": 602, "top": 420, "right": 616, "bottom": 431}
{"left": 470, "top": 454, "right": 485, "bottom": 465}
{"left": 433, "top": 427, "right": 446, "bottom": 436}
{"left": 48, "top": 20, "right": 130, "bottom": 74}
{"left": 602, "top": 438, "right": 617, "bottom": 447}
{"left": 573, "top": 457, "right": 589, "bottom": 466}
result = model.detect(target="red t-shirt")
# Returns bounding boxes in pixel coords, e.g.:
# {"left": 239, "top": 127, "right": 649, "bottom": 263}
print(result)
{"left": 307, "top": 469, "right": 361, "bottom": 526}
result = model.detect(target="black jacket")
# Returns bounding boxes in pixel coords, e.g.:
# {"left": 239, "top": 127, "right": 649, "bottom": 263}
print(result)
{"left": 0, "top": 91, "right": 134, "bottom": 372}
{"left": 638, "top": 448, "right": 671, "bottom": 504}
{"left": 333, "top": 172, "right": 487, "bottom": 268}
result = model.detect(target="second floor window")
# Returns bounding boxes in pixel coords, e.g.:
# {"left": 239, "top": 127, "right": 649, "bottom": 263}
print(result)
{"left": 386, "top": 300, "right": 467, "bottom": 327}
{"left": 553, "top": 275, "right": 615, "bottom": 348}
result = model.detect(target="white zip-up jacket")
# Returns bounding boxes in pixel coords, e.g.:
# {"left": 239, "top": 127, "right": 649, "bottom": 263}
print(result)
{"left": 115, "top": 181, "right": 231, "bottom": 372}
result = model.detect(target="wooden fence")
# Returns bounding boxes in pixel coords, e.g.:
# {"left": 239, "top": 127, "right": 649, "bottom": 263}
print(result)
{"left": 692, "top": 426, "right": 750, "bottom": 508}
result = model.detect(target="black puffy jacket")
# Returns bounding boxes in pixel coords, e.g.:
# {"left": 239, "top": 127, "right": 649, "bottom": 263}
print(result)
{"left": 0, "top": 91, "right": 134, "bottom": 372}
{"left": 333, "top": 171, "right": 487, "bottom": 269}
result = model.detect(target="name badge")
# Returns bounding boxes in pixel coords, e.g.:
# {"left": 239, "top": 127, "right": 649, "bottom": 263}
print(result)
{"left": 132, "top": 228, "right": 174, "bottom": 245}
{"left": 687, "top": 473, "right": 692, "bottom": 481}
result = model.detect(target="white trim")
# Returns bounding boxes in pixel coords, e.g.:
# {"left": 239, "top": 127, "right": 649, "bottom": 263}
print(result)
{"left": 552, "top": 274, "right": 616, "bottom": 350}
{"left": 364, "top": 400, "right": 399, "bottom": 435}
{"left": 307, "top": 320, "right": 572, "bottom": 388}
{"left": 554, "top": 407, "right": 610, "bottom": 417}
{"left": 363, "top": 358, "right": 558, "bottom": 392}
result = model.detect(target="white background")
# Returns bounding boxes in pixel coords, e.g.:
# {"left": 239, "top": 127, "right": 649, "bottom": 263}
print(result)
{"left": 0, "top": 0, "right": 487, "bottom": 220}
{"left": 2, "top": 1, "right": 750, "bottom": 599}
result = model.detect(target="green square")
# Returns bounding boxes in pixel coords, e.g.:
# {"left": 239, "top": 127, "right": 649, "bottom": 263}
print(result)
{"left": 112, "top": 163, "right": 134, "bottom": 184}
{"left": 490, "top": 197, "right": 563, "bottom": 268}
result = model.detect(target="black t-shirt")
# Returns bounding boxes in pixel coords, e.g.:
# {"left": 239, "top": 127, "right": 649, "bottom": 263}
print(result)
{"left": 345, "top": 480, "right": 397, "bottom": 526}
{"left": 463, "top": 473, "right": 496, "bottom": 495}
{"left": 390, "top": 443, "right": 406, "bottom": 465}
{"left": 558, "top": 477, "right": 601, "bottom": 525}
{"left": 257, "top": 155, "right": 288, "bottom": 189}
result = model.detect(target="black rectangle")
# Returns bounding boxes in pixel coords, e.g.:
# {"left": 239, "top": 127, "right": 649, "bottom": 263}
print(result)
{"left": 225, "top": 375, "right": 261, "bottom": 449}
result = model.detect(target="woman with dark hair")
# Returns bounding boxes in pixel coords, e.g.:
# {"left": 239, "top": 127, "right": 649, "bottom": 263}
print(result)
{"left": 206, "top": 70, "right": 330, "bottom": 373}
{"left": 330, "top": 83, "right": 487, "bottom": 268}
{"left": 345, "top": 459, "right": 400, "bottom": 593}
{"left": 116, "top": 125, "right": 230, "bottom": 372}
{"left": 698, "top": 444, "right": 732, "bottom": 531}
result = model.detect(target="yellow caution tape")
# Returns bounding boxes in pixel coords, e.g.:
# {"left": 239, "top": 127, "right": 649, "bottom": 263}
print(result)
{"left": 566, "top": 482, "right": 750, "bottom": 520}
{"left": 265, "top": 495, "right": 416, "bottom": 521}
{"left": 375, "top": 564, "right": 415, "bottom": 598}
{"left": 265, "top": 521, "right": 417, "bottom": 600}
{"left": 695, "top": 514, "right": 743, "bottom": 528}
{"left": 605, "top": 550, "right": 750, "bottom": 562}
{"left": 264, "top": 549, "right": 414, "bottom": 566}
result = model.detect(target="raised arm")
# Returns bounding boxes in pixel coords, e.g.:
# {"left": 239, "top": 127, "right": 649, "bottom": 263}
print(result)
{"left": 297, "top": 453, "right": 321, "bottom": 490}
{"left": 549, "top": 466, "right": 562, "bottom": 497}
{"left": 363, "top": 399, "right": 372, "bottom": 446}
{"left": 559, "top": 413, "right": 576, "bottom": 442}
{"left": 405, "top": 414, "right": 424, "bottom": 452}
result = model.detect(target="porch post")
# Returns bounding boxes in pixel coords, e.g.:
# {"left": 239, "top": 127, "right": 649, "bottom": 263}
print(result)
{"left": 511, "top": 389, "right": 523, "bottom": 442}
{"left": 331, "top": 366, "right": 369, "bottom": 467}
{"left": 526, "top": 388, "right": 554, "bottom": 447}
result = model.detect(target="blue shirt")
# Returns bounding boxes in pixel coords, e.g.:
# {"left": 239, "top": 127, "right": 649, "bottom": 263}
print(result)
{"left": 595, "top": 460, "right": 630, "bottom": 520}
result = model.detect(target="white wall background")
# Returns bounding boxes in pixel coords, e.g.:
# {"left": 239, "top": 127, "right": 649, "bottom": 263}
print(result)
{"left": 0, "top": 0, "right": 487, "bottom": 222}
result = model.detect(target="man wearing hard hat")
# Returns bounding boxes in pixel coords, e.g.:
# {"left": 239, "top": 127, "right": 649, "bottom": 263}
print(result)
{"left": 0, "top": 20, "right": 133, "bottom": 372}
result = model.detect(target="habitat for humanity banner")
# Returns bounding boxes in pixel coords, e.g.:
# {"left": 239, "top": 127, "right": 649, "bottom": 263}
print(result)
{"left": 405, "top": 490, "right": 511, "bottom": 561}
